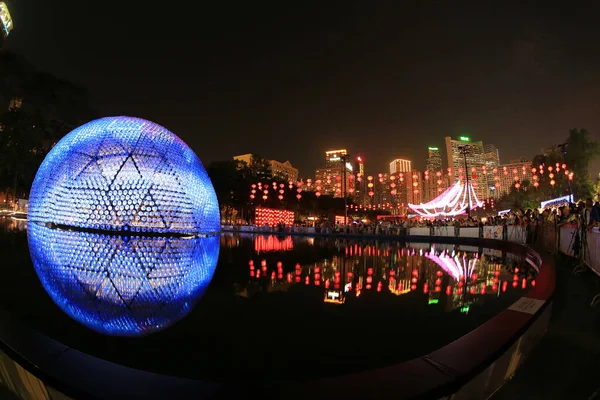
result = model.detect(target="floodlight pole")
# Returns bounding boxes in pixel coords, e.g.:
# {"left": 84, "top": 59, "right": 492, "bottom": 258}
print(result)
{"left": 458, "top": 145, "right": 472, "bottom": 218}
{"left": 341, "top": 154, "right": 348, "bottom": 225}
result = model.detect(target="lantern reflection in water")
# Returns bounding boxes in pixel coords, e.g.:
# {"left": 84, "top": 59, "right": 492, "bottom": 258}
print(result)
{"left": 254, "top": 235, "right": 294, "bottom": 253}
{"left": 28, "top": 223, "right": 219, "bottom": 336}
{"left": 242, "top": 242, "right": 535, "bottom": 311}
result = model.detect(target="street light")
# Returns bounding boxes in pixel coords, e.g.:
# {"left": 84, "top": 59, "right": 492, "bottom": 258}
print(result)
{"left": 458, "top": 144, "right": 472, "bottom": 218}
{"left": 341, "top": 154, "right": 348, "bottom": 225}
{"left": 557, "top": 142, "right": 573, "bottom": 198}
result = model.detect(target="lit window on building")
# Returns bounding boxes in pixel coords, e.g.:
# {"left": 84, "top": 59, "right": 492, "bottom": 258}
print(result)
{"left": 8, "top": 97, "right": 22, "bottom": 111}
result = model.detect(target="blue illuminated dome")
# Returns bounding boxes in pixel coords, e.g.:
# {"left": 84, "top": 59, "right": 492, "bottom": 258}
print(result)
{"left": 28, "top": 116, "right": 220, "bottom": 235}
{"left": 28, "top": 223, "right": 219, "bottom": 336}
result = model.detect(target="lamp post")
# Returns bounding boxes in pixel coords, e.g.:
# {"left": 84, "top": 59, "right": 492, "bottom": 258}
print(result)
{"left": 341, "top": 154, "right": 348, "bottom": 225}
{"left": 557, "top": 142, "right": 573, "bottom": 198}
{"left": 458, "top": 144, "right": 472, "bottom": 218}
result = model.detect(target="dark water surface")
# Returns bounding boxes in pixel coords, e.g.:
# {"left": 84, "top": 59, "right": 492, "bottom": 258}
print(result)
{"left": 0, "top": 218, "right": 536, "bottom": 381}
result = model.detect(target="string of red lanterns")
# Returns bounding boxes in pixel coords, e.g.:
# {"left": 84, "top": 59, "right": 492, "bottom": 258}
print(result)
{"left": 248, "top": 162, "right": 574, "bottom": 211}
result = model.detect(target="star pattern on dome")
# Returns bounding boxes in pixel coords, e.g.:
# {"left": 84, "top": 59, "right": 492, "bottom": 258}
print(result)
{"left": 28, "top": 117, "right": 219, "bottom": 235}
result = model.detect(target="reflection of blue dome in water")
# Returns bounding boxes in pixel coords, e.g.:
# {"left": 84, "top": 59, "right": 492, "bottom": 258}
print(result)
{"left": 28, "top": 223, "right": 219, "bottom": 336}
{"left": 28, "top": 116, "right": 219, "bottom": 235}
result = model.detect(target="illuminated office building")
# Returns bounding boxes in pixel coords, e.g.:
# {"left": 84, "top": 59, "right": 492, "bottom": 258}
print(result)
{"left": 483, "top": 144, "right": 500, "bottom": 195}
{"left": 354, "top": 156, "right": 365, "bottom": 177}
{"left": 234, "top": 154, "right": 298, "bottom": 182}
{"left": 425, "top": 147, "right": 442, "bottom": 173}
{"left": 315, "top": 149, "right": 352, "bottom": 198}
{"left": 496, "top": 160, "right": 533, "bottom": 198}
{"left": 445, "top": 136, "right": 487, "bottom": 200}
{"left": 0, "top": 2, "right": 12, "bottom": 38}
{"left": 325, "top": 149, "right": 348, "bottom": 167}
{"left": 353, "top": 156, "right": 366, "bottom": 204}
{"left": 405, "top": 170, "right": 423, "bottom": 205}
{"left": 0, "top": 2, "right": 12, "bottom": 49}
{"left": 424, "top": 147, "right": 445, "bottom": 202}
{"left": 390, "top": 158, "right": 411, "bottom": 175}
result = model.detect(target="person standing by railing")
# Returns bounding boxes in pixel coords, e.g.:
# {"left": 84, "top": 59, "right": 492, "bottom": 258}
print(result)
{"left": 583, "top": 198, "right": 600, "bottom": 230}
{"left": 557, "top": 205, "right": 578, "bottom": 227}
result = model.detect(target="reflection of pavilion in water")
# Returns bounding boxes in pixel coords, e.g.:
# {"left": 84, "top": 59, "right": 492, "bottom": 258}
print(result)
{"left": 239, "top": 242, "right": 536, "bottom": 311}
{"left": 28, "top": 224, "right": 219, "bottom": 336}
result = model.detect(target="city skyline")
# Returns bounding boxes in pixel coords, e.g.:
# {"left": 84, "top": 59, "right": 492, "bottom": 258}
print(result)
{"left": 5, "top": 1, "right": 600, "bottom": 177}
{"left": 240, "top": 135, "right": 520, "bottom": 180}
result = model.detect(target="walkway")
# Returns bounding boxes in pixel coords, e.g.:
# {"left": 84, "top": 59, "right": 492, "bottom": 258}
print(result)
{"left": 492, "top": 254, "right": 600, "bottom": 400}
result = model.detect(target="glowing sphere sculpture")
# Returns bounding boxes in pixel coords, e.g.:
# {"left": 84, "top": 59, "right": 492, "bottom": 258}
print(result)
{"left": 28, "top": 223, "right": 219, "bottom": 336}
{"left": 28, "top": 116, "right": 219, "bottom": 235}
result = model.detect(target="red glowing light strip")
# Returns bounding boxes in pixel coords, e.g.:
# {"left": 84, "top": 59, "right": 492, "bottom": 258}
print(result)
{"left": 255, "top": 207, "right": 294, "bottom": 226}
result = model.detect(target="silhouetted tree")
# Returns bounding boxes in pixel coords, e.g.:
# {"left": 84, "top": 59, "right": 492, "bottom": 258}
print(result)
{"left": 497, "top": 128, "right": 600, "bottom": 210}
{"left": 248, "top": 154, "right": 273, "bottom": 181}
{"left": 0, "top": 51, "right": 95, "bottom": 201}
{"left": 564, "top": 128, "right": 600, "bottom": 198}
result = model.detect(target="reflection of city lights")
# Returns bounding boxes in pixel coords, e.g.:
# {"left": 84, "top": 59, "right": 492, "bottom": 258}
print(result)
{"left": 324, "top": 290, "right": 344, "bottom": 304}
{"left": 239, "top": 243, "right": 536, "bottom": 311}
{"left": 254, "top": 235, "right": 294, "bottom": 253}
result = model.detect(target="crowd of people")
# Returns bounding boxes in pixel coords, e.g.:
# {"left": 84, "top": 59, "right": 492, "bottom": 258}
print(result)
{"left": 407, "top": 198, "right": 600, "bottom": 230}
{"left": 236, "top": 198, "right": 600, "bottom": 238}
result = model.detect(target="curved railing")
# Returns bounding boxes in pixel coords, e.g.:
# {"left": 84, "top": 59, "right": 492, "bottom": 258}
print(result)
{"left": 0, "top": 235, "right": 554, "bottom": 400}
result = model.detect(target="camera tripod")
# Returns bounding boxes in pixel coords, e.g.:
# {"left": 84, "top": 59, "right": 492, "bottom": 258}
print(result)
{"left": 569, "top": 221, "right": 600, "bottom": 306}
{"left": 571, "top": 222, "right": 589, "bottom": 275}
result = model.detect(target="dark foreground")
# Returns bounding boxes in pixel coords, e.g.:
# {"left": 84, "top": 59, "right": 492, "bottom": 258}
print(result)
{"left": 493, "top": 253, "right": 600, "bottom": 400}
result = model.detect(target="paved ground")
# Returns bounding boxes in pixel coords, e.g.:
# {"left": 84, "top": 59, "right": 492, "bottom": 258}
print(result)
{"left": 0, "top": 385, "right": 20, "bottom": 400}
{"left": 493, "top": 254, "right": 600, "bottom": 400}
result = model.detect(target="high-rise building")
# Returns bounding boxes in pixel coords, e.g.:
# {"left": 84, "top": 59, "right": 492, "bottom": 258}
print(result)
{"left": 390, "top": 158, "right": 412, "bottom": 175}
{"left": 406, "top": 171, "right": 424, "bottom": 206}
{"left": 426, "top": 147, "right": 442, "bottom": 172}
{"left": 269, "top": 159, "right": 299, "bottom": 182}
{"left": 496, "top": 160, "right": 533, "bottom": 198}
{"left": 354, "top": 156, "right": 365, "bottom": 177}
{"left": 233, "top": 154, "right": 299, "bottom": 182}
{"left": 315, "top": 149, "right": 352, "bottom": 198}
{"left": 0, "top": 2, "right": 12, "bottom": 42}
{"left": 325, "top": 149, "right": 348, "bottom": 167}
{"left": 353, "top": 156, "right": 366, "bottom": 204}
{"left": 423, "top": 147, "right": 445, "bottom": 202}
{"left": 483, "top": 144, "right": 500, "bottom": 196}
{"left": 445, "top": 136, "right": 487, "bottom": 200}
{"left": 373, "top": 173, "right": 391, "bottom": 208}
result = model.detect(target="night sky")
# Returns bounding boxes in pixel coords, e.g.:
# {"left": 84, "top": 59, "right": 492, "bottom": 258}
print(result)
{"left": 6, "top": 1, "right": 600, "bottom": 176}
